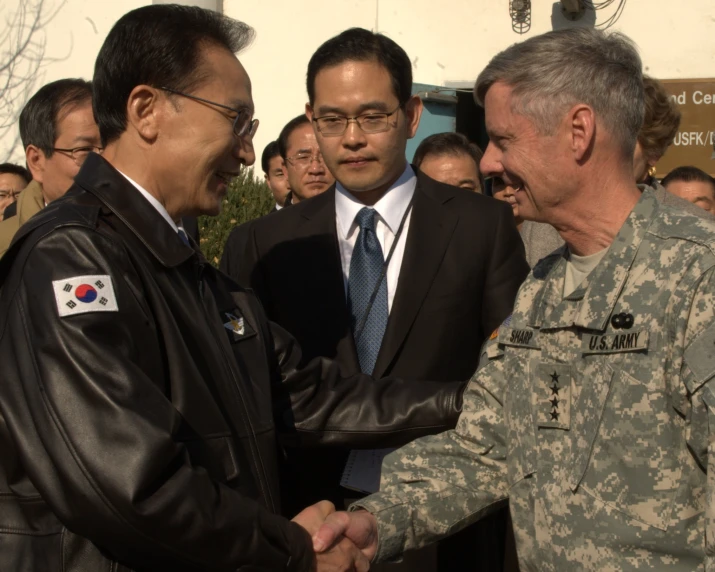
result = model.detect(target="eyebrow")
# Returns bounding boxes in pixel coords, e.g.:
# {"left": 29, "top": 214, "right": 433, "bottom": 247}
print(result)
{"left": 316, "top": 101, "right": 392, "bottom": 116}
{"left": 68, "top": 135, "right": 101, "bottom": 146}
{"left": 228, "top": 98, "right": 253, "bottom": 113}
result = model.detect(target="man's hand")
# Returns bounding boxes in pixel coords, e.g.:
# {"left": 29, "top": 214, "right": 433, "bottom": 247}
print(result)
{"left": 292, "top": 500, "right": 337, "bottom": 536}
{"left": 312, "top": 510, "right": 379, "bottom": 562}
{"left": 293, "top": 501, "right": 370, "bottom": 571}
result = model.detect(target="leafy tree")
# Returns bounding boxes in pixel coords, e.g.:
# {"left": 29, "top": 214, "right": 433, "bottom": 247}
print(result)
{"left": 198, "top": 168, "right": 273, "bottom": 266}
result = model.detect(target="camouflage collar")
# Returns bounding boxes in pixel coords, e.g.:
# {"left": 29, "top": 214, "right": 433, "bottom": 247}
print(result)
{"left": 528, "top": 189, "right": 659, "bottom": 331}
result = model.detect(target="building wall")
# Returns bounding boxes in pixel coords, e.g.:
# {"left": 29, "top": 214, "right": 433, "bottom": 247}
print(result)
{"left": 1, "top": 0, "right": 714, "bottom": 169}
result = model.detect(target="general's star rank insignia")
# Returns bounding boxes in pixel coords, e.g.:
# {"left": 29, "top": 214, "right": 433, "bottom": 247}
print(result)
{"left": 534, "top": 363, "right": 571, "bottom": 430}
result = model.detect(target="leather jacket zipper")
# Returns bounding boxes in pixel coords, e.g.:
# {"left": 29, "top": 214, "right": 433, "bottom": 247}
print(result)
{"left": 195, "top": 261, "right": 275, "bottom": 511}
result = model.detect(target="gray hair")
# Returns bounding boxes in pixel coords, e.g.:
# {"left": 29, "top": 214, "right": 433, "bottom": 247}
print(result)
{"left": 475, "top": 28, "right": 644, "bottom": 156}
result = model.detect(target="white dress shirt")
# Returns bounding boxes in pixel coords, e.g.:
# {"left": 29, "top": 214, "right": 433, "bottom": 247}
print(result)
{"left": 335, "top": 164, "right": 416, "bottom": 313}
{"left": 118, "top": 171, "right": 182, "bottom": 234}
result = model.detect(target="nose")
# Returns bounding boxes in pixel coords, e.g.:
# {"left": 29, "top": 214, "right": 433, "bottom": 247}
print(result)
{"left": 308, "top": 156, "right": 326, "bottom": 174}
{"left": 479, "top": 141, "right": 503, "bottom": 180}
{"left": 341, "top": 120, "right": 367, "bottom": 149}
{"left": 234, "top": 135, "right": 256, "bottom": 167}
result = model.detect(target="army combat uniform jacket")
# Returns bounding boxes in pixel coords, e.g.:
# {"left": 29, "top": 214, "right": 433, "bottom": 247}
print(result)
{"left": 356, "top": 189, "right": 715, "bottom": 571}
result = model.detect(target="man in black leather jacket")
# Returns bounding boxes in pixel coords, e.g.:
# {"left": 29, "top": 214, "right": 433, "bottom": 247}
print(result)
{"left": 0, "top": 6, "right": 465, "bottom": 572}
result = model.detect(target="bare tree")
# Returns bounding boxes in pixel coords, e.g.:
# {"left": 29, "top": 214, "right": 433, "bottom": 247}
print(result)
{"left": 0, "top": 0, "right": 66, "bottom": 163}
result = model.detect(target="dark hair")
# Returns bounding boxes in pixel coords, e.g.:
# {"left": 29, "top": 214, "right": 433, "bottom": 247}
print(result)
{"left": 261, "top": 141, "right": 281, "bottom": 174}
{"left": 0, "top": 163, "right": 31, "bottom": 186}
{"left": 413, "top": 132, "right": 484, "bottom": 190}
{"left": 277, "top": 115, "right": 310, "bottom": 160}
{"left": 307, "top": 28, "right": 412, "bottom": 106}
{"left": 93, "top": 4, "right": 254, "bottom": 146}
{"left": 19, "top": 79, "right": 93, "bottom": 156}
{"left": 662, "top": 166, "right": 715, "bottom": 191}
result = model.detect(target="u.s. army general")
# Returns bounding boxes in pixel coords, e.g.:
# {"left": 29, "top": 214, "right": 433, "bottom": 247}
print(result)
{"left": 309, "top": 27, "right": 715, "bottom": 571}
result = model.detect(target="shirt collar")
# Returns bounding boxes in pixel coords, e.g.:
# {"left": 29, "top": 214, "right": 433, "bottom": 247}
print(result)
{"left": 335, "top": 163, "right": 416, "bottom": 236}
{"left": 117, "top": 170, "right": 179, "bottom": 233}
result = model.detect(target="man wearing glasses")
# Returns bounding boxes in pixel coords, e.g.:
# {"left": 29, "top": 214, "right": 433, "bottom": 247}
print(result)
{"left": 0, "top": 6, "right": 469, "bottom": 571}
{"left": 0, "top": 163, "right": 31, "bottom": 220}
{"left": 0, "top": 78, "right": 101, "bottom": 257}
{"left": 239, "top": 27, "right": 529, "bottom": 572}
{"left": 278, "top": 114, "right": 335, "bottom": 204}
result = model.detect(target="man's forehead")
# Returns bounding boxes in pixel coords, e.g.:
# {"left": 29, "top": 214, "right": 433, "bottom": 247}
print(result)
{"left": 200, "top": 45, "right": 254, "bottom": 110}
{"left": 287, "top": 124, "right": 317, "bottom": 149}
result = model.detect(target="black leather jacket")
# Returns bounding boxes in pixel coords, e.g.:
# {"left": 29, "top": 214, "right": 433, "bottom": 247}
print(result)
{"left": 0, "top": 155, "right": 464, "bottom": 572}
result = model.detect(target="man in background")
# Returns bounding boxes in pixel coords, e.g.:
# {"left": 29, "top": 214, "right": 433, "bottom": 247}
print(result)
{"left": 263, "top": 140, "right": 291, "bottom": 211}
{"left": 0, "top": 163, "right": 31, "bottom": 220}
{"left": 240, "top": 27, "right": 528, "bottom": 572}
{"left": 0, "top": 79, "right": 100, "bottom": 256}
{"left": 278, "top": 114, "right": 334, "bottom": 204}
{"left": 413, "top": 132, "right": 484, "bottom": 193}
{"left": 662, "top": 165, "right": 715, "bottom": 216}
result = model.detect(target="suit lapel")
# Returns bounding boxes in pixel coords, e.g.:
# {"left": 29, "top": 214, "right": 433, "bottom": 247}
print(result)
{"left": 299, "top": 188, "right": 360, "bottom": 373}
{"left": 372, "top": 175, "right": 459, "bottom": 378}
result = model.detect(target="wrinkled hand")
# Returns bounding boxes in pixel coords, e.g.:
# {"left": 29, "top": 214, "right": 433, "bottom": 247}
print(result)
{"left": 292, "top": 501, "right": 370, "bottom": 571}
{"left": 312, "top": 510, "right": 379, "bottom": 563}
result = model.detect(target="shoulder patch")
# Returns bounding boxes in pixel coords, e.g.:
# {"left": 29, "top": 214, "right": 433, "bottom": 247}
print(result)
{"left": 53, "top": 275, "right": 118, "bottom": 317}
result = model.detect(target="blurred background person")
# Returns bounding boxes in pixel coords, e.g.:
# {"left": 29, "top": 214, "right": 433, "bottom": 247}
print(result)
{"left": 633, "top": 75, "right": 679, "bottom": 187}
{"left": 262, "top": 140, "right": 291, "bottom": 211}
{"left": 0, "top": 163, "right": 31, "bottom": 221}
{"left": 633, "top": 75, "right": 708, "bottom": 217}
{"left": 413, "top": 132, "right": 484, "bottom": 193}
{"left": 0, "top": 78, "right": 100, "bottom": 257}
{"left": 492, "top": 176, "right": 563, "bottom": 267}
{"left": 662, "top": 166, "right": 715, "bottom": 216}
{"left": 278, "top": 114, "right": 334, "bottom": 204}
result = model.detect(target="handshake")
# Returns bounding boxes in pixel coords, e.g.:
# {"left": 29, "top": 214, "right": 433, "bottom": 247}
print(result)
{"left": 292, "top": 500, "right": 380, "bottom": 571}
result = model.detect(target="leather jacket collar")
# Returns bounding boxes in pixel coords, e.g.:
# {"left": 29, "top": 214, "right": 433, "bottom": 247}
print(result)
{"left": 74, "top": 153, "right": 195, "bottom": 267}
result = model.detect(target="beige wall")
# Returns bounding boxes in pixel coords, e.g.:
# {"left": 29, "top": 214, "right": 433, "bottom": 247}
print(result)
{"left": 2, "top": 0, "right": 714, "bottom": 170}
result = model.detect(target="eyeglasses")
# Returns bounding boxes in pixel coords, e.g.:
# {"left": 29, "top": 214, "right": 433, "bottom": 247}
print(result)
{"left": 285, "top": 151, "right": 325, "bottom": 169}
{"left": 160, "top": 87, "right": 259, "bottom": 139}
{"left": 0, "top": 189, "right": 22, "bottom": 201}
{"left": 312, "top": 105, "right": 401, "bottom": 136}
{"left": 52, "top": 146, "right": 103, "bottom": 166}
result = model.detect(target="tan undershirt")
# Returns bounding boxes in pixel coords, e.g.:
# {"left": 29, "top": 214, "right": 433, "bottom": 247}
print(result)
{"left": 563, "top": 247, "right": 608, "bottom": 297}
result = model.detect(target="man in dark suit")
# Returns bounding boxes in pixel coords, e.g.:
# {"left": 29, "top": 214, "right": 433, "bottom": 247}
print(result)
{"left": 240, "top": 28, "right": 529, "bottom": 572}
{"left": 262, "top": 140, "right": 291, "bottom": 212}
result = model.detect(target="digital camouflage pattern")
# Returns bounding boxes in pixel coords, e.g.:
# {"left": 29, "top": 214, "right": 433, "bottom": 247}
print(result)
{"left": 353, "top": 189, "right": 715, "bottom": 571}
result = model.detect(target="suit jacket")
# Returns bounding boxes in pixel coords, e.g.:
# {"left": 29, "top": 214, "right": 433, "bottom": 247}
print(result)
{"left": 238, "top": 170, "right": 529, "bottom": 513}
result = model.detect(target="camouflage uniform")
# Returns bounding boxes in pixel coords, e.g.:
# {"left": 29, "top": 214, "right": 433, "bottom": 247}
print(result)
{"left": 354, "top": 188, "right": 715, "bottom": 571}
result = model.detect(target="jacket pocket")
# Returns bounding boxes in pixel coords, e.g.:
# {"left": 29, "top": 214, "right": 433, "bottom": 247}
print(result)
{"left": 569, "top": 361, "right": 683, "bottom": 530}
{"left": 181, "top": 434, "right": 240, "bottom": 483}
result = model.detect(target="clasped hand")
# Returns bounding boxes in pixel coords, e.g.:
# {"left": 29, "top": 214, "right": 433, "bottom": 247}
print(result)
{"left": 292, "top": 500, "right": 379, "bottom": 572}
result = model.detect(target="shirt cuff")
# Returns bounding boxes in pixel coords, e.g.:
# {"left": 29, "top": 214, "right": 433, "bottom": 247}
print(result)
{"left": 349, "top": 494, "right": 411, "bottom": 563}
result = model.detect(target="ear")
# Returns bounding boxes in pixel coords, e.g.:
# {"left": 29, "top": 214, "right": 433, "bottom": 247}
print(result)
{"left": 404, "top": 94, "right": 424, "bottom": 139}
{"left": 126, "top": 85, "right": 162, "bottom": 142}
{"left": 25, "top": 145, "right": 45, "bottom": 184}
{"left": 568, "top": 104, "right": 596, "bottom": 162}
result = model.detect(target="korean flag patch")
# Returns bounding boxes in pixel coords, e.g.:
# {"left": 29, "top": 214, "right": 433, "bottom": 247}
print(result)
{"left": 52, "top": 275, "right": 119, "bottom": 317}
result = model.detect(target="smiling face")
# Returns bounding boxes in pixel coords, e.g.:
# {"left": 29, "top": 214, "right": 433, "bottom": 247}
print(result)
{"left": 491, "top": 176, "right": 523, "bottom": 224}
{"left": 480, "top": 82, "right": 565, "bottom": 223}
{"left": 419, "top": 152, "right": 482, "bottom": 192}
{"left": 155, "top": 45, "right": 256, "bottom": 217}
{"left": 283, "top": 122, "right": 333, "bottom": 203}
{"left": 306, "top": 59, "right": 422, "bottom": 204}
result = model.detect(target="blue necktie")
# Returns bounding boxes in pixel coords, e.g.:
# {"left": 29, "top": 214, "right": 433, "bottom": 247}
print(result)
{"left": 178, "top": 228, "right": 190, "bottom": 247}
{"left": 348, "top": 207, "right": 388, "bottom": 375}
